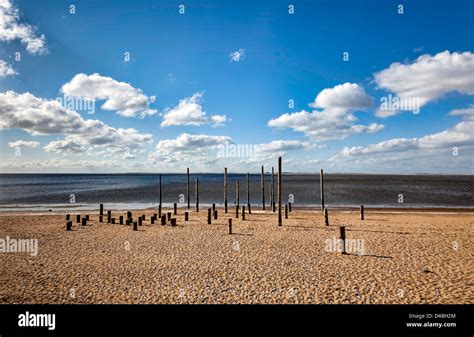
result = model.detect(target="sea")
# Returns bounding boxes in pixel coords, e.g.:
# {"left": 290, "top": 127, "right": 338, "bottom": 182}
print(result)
{"left": 0, "top": 173, "right": 472, "bottom": 211}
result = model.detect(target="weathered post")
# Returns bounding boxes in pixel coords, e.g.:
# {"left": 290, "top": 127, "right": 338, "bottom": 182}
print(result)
{"left": 76, "top": 214, "right": 80, "bottom": 223}
{"left": 174, "top": 202, "right": 177, "bottom": 215}
{"left": 320, "top": 169, "right": 325, "bottom": 211}
{"left": 224, "top": 168, "right": 228, "bottom": 213}
{"left": 242, "top": 205, "right": 245, "bottom": 220}
{"left": 99, "top": 215, "right": 103, "bottom": 223}
{"left": 107, "top": 210, "right": 111, "bottom": 223}
{"left": 285, "top": 204, "right": 288, "bottom": 219}
{"left": 138, "top": 217, "right": 143, "bottom": 226}
{"left": 278, "top": 157, "right": 282, "bottom": 226}
{"left": 214, "top": 210, "right": 218, "bottom": 220}
{"left": 161, "top": 215, "right": 166, "bottom": 226}
{"left": 99, "top": 204, "right": 103, "bottom": 216}
{"left": 184, "top": 212, "right": 189, "bottom": 221}
{"left": 159, "top": 174, "right": 162, "bottom": 209}
{"left": 360, "top": 205, "right": 365, "bottom": 220}
{"left": 339, "top": 226, "right": 347, "bottom": 254}
{"left": 246, "top": 172, "right": 251, "bottom": 214}
{"left": 82, "top": 217, "right": 87, "bottom": 226}
{"left": 228, "top": 218, "right": 232, "bottom": 234}
{"left": 111, "top": 218, "right": 115, "bottom": 224}
{"left": 195, "top": 178, "right": 199, "bottom": 212}
{"left": 236, "top": 181, "right": 240, "bottom": 209}
{"left": 212, "top": 203, "right": 216, "bottom": 213}
{"left": 235, "top": 205, "right": 239, "bottom": 218}
{"left": 158, "top": 204, "right": 162, "bottom": 217}
{"left": 86, "top": 214, "right": 89, "bottom": 221}
{"left": 171, "top": 218, "right": 176, "bottom": 227}
{"left": 151, "top": 216, "right": 155, "bottom": 224}
{"left": 261, "top": 165, "right": 265, "bottom": 210}
{"left": 167, "top": 212, "right": 172, "bottom": 222}
{"left": 207, "top": 208, "right": 212, "bottom": 224}
{"left": 324, "top": 208, "right": 329, "bottom": 226}
{"left": 127, "top": 211, "right": 132, "bottom": 219}
{"left": 133, "top": 221, "right": 138, "bottom": 231}
{"left": 66, "top": 221, "right": 72, "bottom": 231}
{"left": 288, "top": 202, "right": 292, "bottom": 213}
{"left": 66, "top": 214, "right": 70, "bottom": 220}
{"left": 187, "top": 168, "right": 190, "bottom": 209}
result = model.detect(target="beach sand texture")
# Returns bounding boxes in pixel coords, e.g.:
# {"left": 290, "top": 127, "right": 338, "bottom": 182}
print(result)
{"left": 0, "top": 208, "right": 472, "bottom": 304}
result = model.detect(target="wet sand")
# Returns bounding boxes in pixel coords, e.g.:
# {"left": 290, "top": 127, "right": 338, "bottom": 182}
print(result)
{"left": 0, "top": 207, "right": 472, "bottom": 304}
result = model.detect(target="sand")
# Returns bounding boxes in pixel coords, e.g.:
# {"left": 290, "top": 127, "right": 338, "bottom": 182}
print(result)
{"left": 0, "top": 207, "right": 472, "bottom": 304}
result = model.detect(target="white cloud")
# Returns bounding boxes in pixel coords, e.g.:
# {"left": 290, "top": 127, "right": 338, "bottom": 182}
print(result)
{"left": 8, "top": 140, "right": 39, "bottom": 148}
{"left": 61, "top": 73, "right": 157, "bottom": 118}
{"left": 160, "top": 92, "right": 228, "bottom": 127}
{"left": 0, "top": 59, "right": 17, "bottom": 77}
{"left": 255, "top": 140, "right": 313, "bottom": 154}
{"left": 374, "top": 51, "right": 474, "bottom": 117}
{"left": 0, "top": 91, "right": 153, "bottom": 156}
{"left": 329, "top": 107, "right": 474, "bottom": 172}
{"left": 268, "top": 83, "right": 382, "bottom": 141}
{"left": 0, "top": 0, "right": 47, "bottom": 54}
{"left": 229, "top": 49, "right": 245, "bottom": 62}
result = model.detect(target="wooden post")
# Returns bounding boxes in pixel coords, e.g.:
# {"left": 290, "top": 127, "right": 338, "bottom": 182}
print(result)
{"left": 142, "top": 214, "right": 146, "bottom": 221}
{"left": 171, "top": 218, "right": 176, "bottom": 227}
{"left": 235, "top": 205, "right": 239, "bottom": 218}
{"left": 288, "top": 202, "right": 292, "bottom": 213}
{"left": 86, "top": 214, "right": 89, "bottom": 221}
{"left": 76, "top": 214, "right": 80, "bottom": 223}
{"left": 285, "top": 204, "right": 288, "bottom": 219}
{"left": 214, "top": 210, "right": 218, "bottom": 220}
{"left": 195, "top": 178, "right": 199, "bottom": 212}
{"left": 224, "top": 168, "right": 228, "bottom": 213}
{"left": 187, "top": 168, "right": 190, "bottom": 209}
{"left": 66, "top": 214, "right": 70, "bottom": 220}
{"left": 127, "top": 211, "right": 132, "bottom": 219}
{"left": 107, "top": 210, "right": 111, "bottom": 223}
{"left": 167, "top": 212, "right": 172, "bottom": 222}
{"left": 99, "top": 215, "right": 103, "bottom": 223}
{"left": 360, "top": 205, "right": 364, "bottom": 220}
{"left": 248, "top": 204, "right": 251, "bottom": 214}
{"left": 236, "top": 181, "right": 240, "bottom": 209}
{"left": 133, "top": 221, "right": 138, "bottom": 231}
{"left": 174, "top": 203, "right": 177, "bottom": 215}
{"left": 271, "top": 167, "right": 275, "bottom": 212}
{"left": 66, "top": 221, "right": 72, "bottom": 231}
{"left": 184, "top": 212, "right": 189, "bottom": 221}
{"left": 324, "top": 208, "right": 329, "bottom": 226}
{"left": 161, "top": 215, "right": 166, "bottom": 226}
{"left": 99, "top": 204, "right": 103, "bottom": 216}
{"left": 82, "top": 217, "right": 87, "bottom": 226}
{"left": 320, "top": 169, "right": 325, "bottom": 211}
{"left": 212, "top": 203, "right": 216, "bottom": 213}
{"left": 339, "top": 226, "right": 347, "bottom": 254}
{"left": 246, "top": 172, "right": 251, "bottom": 214}
{"left": 242, "top": 205, "right": 245, "bottom": 220}
{"left": 159, "top": 174, "right": 162, "bottom": 209}
{"left": 111, "top": 218, "right": 115, "bottom": 224}
{"left": 138, "top": 217, "right": 143, "bottom": 226}
{"left": 261, "top": 165, "right": 265, "bottom": 210}
{"left": 207, "top": 208, "right": 211, "bottom": 224}
{"left": 228, "top": 218, "right": 232, "bottom": 234}
{"left": 278, "top": 157, "right": 282, "bottom": 226}
{"left": 151, "top": 216, "right": 155, "bottom": 224}
{"left": 158, "top": 204, "right": 162, "bottom": 217}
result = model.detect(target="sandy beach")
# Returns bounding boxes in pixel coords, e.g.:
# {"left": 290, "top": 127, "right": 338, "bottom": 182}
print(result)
{"left": 0, "top": 207, "right": 472, "bottom": 304}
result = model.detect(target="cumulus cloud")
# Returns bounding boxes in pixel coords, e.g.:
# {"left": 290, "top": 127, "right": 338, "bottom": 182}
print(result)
{"left": 0, "top": 90, "right": 153, "bottom": 157}
{"left": 61, "top": 73, "right": 157, "bottom": 118}
{"left": 330, "top": 107, "right": 474, "bottom": 172}
{"left": 161, "top": 92, "right": 228, "bottom": 127}
{"left": 8, "top": 140, "right": 39, "bottom": 148}
{"left": 268, "top": 83, "right": 382, "bottom": 141}
{"left": 374, "top": 51, "right": 474, "bottom": 117}
{"left": 229, "top": 49, "right": 245, "bottom": 62}
{"left": 0, "top": 0, "right": 47, "bottom": 54}
{"left": 255, "top": 140, "right": 314, "bottom": 154}
{"left": 0, "top": 59, "right": 17, "bottom": 77}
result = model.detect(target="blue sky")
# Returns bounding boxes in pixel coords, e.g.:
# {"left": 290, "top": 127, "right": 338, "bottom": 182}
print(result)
{"left": 0, "top": 0, "right": 473, "bottom": 173}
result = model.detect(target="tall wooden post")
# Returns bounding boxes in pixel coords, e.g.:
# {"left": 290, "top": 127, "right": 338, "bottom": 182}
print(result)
{"left": 320, "top": 169, "right": 324, "bottom": 211}
{"left": 340, "top": 226, "right": 347, "bottom": 254}
{"left": 246, "top": 172, "right": 251, "bottom": 214}
{"left": 261, "top": 165, "right": 265, "bottom": 210}
{"left": 324, "top": 208, "right": 329, "bottom": 226}
{"left": 236, "top": 181, "right": 240, "bottom": 209}
{"left": 360, "top": 205, "right": 364, "bottom": 220}
{"left": 99, "top": 204, "right": 103, "bottom": 216}
{"left": 187, "top": 168, "right": 190, "bottom": 209}
{"left": 271, "top": 167, "right": 275, "bottom": 212}
{"left": 224, "top": 168, "right": 228, "bottom": 213}
{"left": 195, "top": 178, "right": 199, "bottom": 212}
{"left": 278, "top": 157, "right": 282, "bottom": 226}
{"left": 159, "top": 174, "right": 162, "bottom": 208}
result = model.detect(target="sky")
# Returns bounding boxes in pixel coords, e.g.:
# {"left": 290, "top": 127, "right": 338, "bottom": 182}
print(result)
{"left": 0, "top": 0, "right": 473, "bottom": 174}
